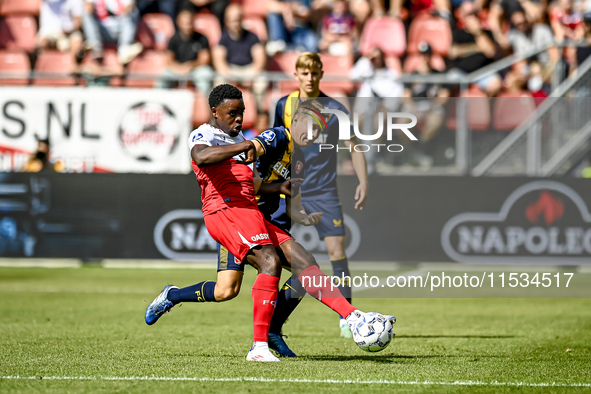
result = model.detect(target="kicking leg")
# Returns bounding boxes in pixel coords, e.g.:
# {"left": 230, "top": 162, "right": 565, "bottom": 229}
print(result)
{"left": 279, "top": 239, "right": 357, "bottom": 321}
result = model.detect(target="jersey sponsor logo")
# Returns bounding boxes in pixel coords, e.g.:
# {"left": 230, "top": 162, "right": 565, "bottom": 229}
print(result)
{"left": 251, "top": 233, "right": 270, "bottom": 242}
{"left": 260, "top": 130, "right": 276, "bottom": 144}
{"left": 119, "top": 102, "right": 181, "bottom": 162}
{"left": 441, "top": 181, "right": 591, "bottom": 264}
{"left": 333, "top": 219, "right": 342, "bottom": 227}
{"left": 295, "top": 160, "right": 303, "bottom": 174}
{"left": 272, "top": 161, "right": 289, "bottom": 179}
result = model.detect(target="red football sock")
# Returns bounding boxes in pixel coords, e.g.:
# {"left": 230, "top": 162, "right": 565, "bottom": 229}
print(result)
{"left": 298, "top": 265, "right": 356, "bottom": 318}
{"left": 251, "top": 273, "right": 280, "bottom": 342}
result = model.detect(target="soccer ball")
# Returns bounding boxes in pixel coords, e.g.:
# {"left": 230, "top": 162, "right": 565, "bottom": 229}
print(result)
{"left": 351, "top": 312, "right": 394, "bottom": 352}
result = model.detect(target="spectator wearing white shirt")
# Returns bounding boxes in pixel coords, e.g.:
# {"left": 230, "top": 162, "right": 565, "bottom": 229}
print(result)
{"left": 82, "top": 0, "right": 143, "bottom": 64}
{"left": 37, "top": 0, "right": 84, "bottom": 57}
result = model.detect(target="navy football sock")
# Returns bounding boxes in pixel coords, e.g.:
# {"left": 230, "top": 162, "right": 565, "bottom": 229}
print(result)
{"left": 331, "top": 257, "right": 352, "bottom": 316}
{"left": 269, "top": 278, "right": 306, "bottom": 334}
{"left": 167, "top": 281, "right": 217, "bottom": 305}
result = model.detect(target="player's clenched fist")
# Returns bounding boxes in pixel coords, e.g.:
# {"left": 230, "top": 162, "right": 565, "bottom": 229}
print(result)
{"left": 238, "top": 140, "right": 257, "bottom": 164}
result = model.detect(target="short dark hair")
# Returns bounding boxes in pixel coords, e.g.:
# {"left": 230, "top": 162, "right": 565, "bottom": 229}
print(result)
{"left": 208, "top": 84, "right": 243, "bottom": 108}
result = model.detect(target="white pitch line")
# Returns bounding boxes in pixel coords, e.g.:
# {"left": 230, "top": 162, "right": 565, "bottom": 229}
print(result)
{"left": 1, "top": 376, "right": 590, "bottom": 387}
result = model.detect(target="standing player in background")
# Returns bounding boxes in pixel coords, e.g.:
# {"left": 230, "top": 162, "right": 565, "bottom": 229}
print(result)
{"left": 272, "top": 52, "right": 368, "bottom": 338}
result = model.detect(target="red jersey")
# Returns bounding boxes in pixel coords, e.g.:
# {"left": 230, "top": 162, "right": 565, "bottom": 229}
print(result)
{"left": 188, "top": 124, "right": 258, "bottom": 215}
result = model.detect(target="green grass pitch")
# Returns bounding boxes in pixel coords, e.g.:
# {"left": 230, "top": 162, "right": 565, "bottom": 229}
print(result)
{"left": 1, "top": 266, "right": 591, "bottom": 393}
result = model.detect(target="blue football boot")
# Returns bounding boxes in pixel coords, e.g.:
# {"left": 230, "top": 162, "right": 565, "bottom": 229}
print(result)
{"left": 145, "top": 285, "right": 178, "bottom": 325}
{"left": 268, "top": 333, "right": 297, "bottom": 357}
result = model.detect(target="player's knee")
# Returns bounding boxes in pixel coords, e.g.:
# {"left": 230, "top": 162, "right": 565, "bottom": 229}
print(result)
{"left": 257, "top": 247, "right": 282, "bottom": 277}
{"left": 215, "top": 285, "right": 240, "bottom": 301}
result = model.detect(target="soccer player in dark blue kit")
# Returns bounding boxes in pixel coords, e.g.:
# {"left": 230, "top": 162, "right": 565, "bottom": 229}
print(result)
{"left": 271, "top": 52, "right": 369, "bottom": 338}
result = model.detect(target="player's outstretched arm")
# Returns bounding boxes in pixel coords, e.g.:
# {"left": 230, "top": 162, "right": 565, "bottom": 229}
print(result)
{"left": 191, "top": 141, "right": 256, "bottom": 166}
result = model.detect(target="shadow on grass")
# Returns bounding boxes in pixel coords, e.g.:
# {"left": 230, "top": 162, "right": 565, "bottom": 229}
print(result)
{"left": 302, "top": 353, "right": 508, "bottom": 362}
{"left": 301, "top": 354, "right": 455, "bottom": 363}
{"left": 396, "top": 335, "right": 517, "bottom": 339}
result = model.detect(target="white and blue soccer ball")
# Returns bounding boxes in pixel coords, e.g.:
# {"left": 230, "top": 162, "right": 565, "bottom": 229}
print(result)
{"left": 352, "top": 312, "right": 394, "bottom": 352}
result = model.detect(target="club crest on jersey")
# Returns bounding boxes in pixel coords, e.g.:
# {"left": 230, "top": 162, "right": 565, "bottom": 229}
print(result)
{"left": 251, "top": 233, "right": 270, "bottom": 242}
{"left": 295, "top": 160, "right": 304, "bottom": 174}
{"left": 261, "top": 130, "right": 276, "bottom": 144}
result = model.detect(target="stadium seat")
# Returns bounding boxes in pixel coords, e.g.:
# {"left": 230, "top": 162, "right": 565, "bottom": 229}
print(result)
{"left": 385, "top": 55, "right": 402, "bottom": 74}
{"left": 359, "top": 17, "right": 406, "bottom": 58}
{"left": 0, "top": 50, "right": 30, "bottom": 85}
{"left": 268, "top": 51, "right": 299, "bottom": 72}
{"left": 403, "top": 53, "right": 446, "bottom": 73}
{"left": 242, "top": 16, "right": 268, "bottom": 43}
{"left": 239, "top": 88, "right": 258, "bottom": 129}
{"left": 137, "top": 13, "right": 176, "bottom": 51}
{"left": 33, "top": 51, "right": 77, "bottom": 86}
{"left": 0, "top": 16, "right": 37, "bottom": 52}
{"left": 407, "top": 14, "right": 452, "bottom": 56}
{"left": 125, "top": 50, "right": 167, "bottom": 88}
{"left": 242, "top": 0, "right": 268, "bottom": 18}
{"left": 492, "top": 91, "right": 536, "bottom": 131}
{"left": 446, "top": 87, "right": 491, "bottom": 131}
{"left": 194, "top": 13, "right": 222, "bottom": 46}
{"left": 193, "top": 91, "right": 211, "bottom": 127}
{"left": 80, "top": 49, "right": 124, "bottom": 86}
{"left": 318, "top": 54, "right": 354, "bottom": 93}
{"left": 268, "top": 51, "right": 300, "bottom": 91}
{"left": 0, "top": 0, "right": 41, "bottom": 16}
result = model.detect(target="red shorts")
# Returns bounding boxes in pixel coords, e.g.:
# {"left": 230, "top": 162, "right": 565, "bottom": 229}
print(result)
{"left": 204, "top": 206, "right": 292, "bottom": 263}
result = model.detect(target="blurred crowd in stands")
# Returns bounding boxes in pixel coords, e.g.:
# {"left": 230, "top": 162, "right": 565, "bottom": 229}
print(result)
{"left": 1, "top": 0, "right": 591, "bottom": 174}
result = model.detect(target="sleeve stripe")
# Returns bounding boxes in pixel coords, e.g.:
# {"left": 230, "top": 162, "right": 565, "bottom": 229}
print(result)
{"left": 252, "top": 138, "right": 266, "bottom": 154}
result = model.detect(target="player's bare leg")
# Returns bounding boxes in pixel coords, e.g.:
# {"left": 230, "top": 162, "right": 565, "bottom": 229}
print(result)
{"left": 214, "top": 270, "right": 243, "bottom": 301}
{"left": 324, "top": 235, "right": 354, "bottom": 338}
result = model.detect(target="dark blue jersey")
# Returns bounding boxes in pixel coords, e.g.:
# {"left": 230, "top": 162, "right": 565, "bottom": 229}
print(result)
{"left": 273, "top": 91, "right": 351, "bottom": 197}
{"left": 253, "top": 126, "right": 306, "bottom": 220}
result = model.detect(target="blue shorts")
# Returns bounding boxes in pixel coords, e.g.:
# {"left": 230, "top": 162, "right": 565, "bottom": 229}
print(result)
{"left": 270, "top": 195, "right": 346, "bottom": 240}
{"left": 217, "top": 243, "right": 244, "bottom": 272}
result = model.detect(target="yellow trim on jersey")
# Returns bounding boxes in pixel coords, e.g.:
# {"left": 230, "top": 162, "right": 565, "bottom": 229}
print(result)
{"left": 253, "top": 137, "right": 266, "bottom": 155}
{"left": 283, "top": 91, "right": 300, "bottom": 128}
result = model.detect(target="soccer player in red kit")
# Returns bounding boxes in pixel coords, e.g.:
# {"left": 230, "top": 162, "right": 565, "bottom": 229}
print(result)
{"left": 146, "top": 84, "right": 392, "bottom": 362}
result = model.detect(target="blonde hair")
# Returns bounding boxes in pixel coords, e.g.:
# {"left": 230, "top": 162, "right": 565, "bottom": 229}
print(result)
{"left": 295, "top": 52, "right": 323, "bottom": 71}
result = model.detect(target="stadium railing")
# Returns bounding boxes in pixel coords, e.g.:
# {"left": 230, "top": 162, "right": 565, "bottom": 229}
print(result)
{"left": 0, "top": 43, "right": 587, "bottom": 176}
{"left": 472, "top": 52, "right": 591, "bottom": 177}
